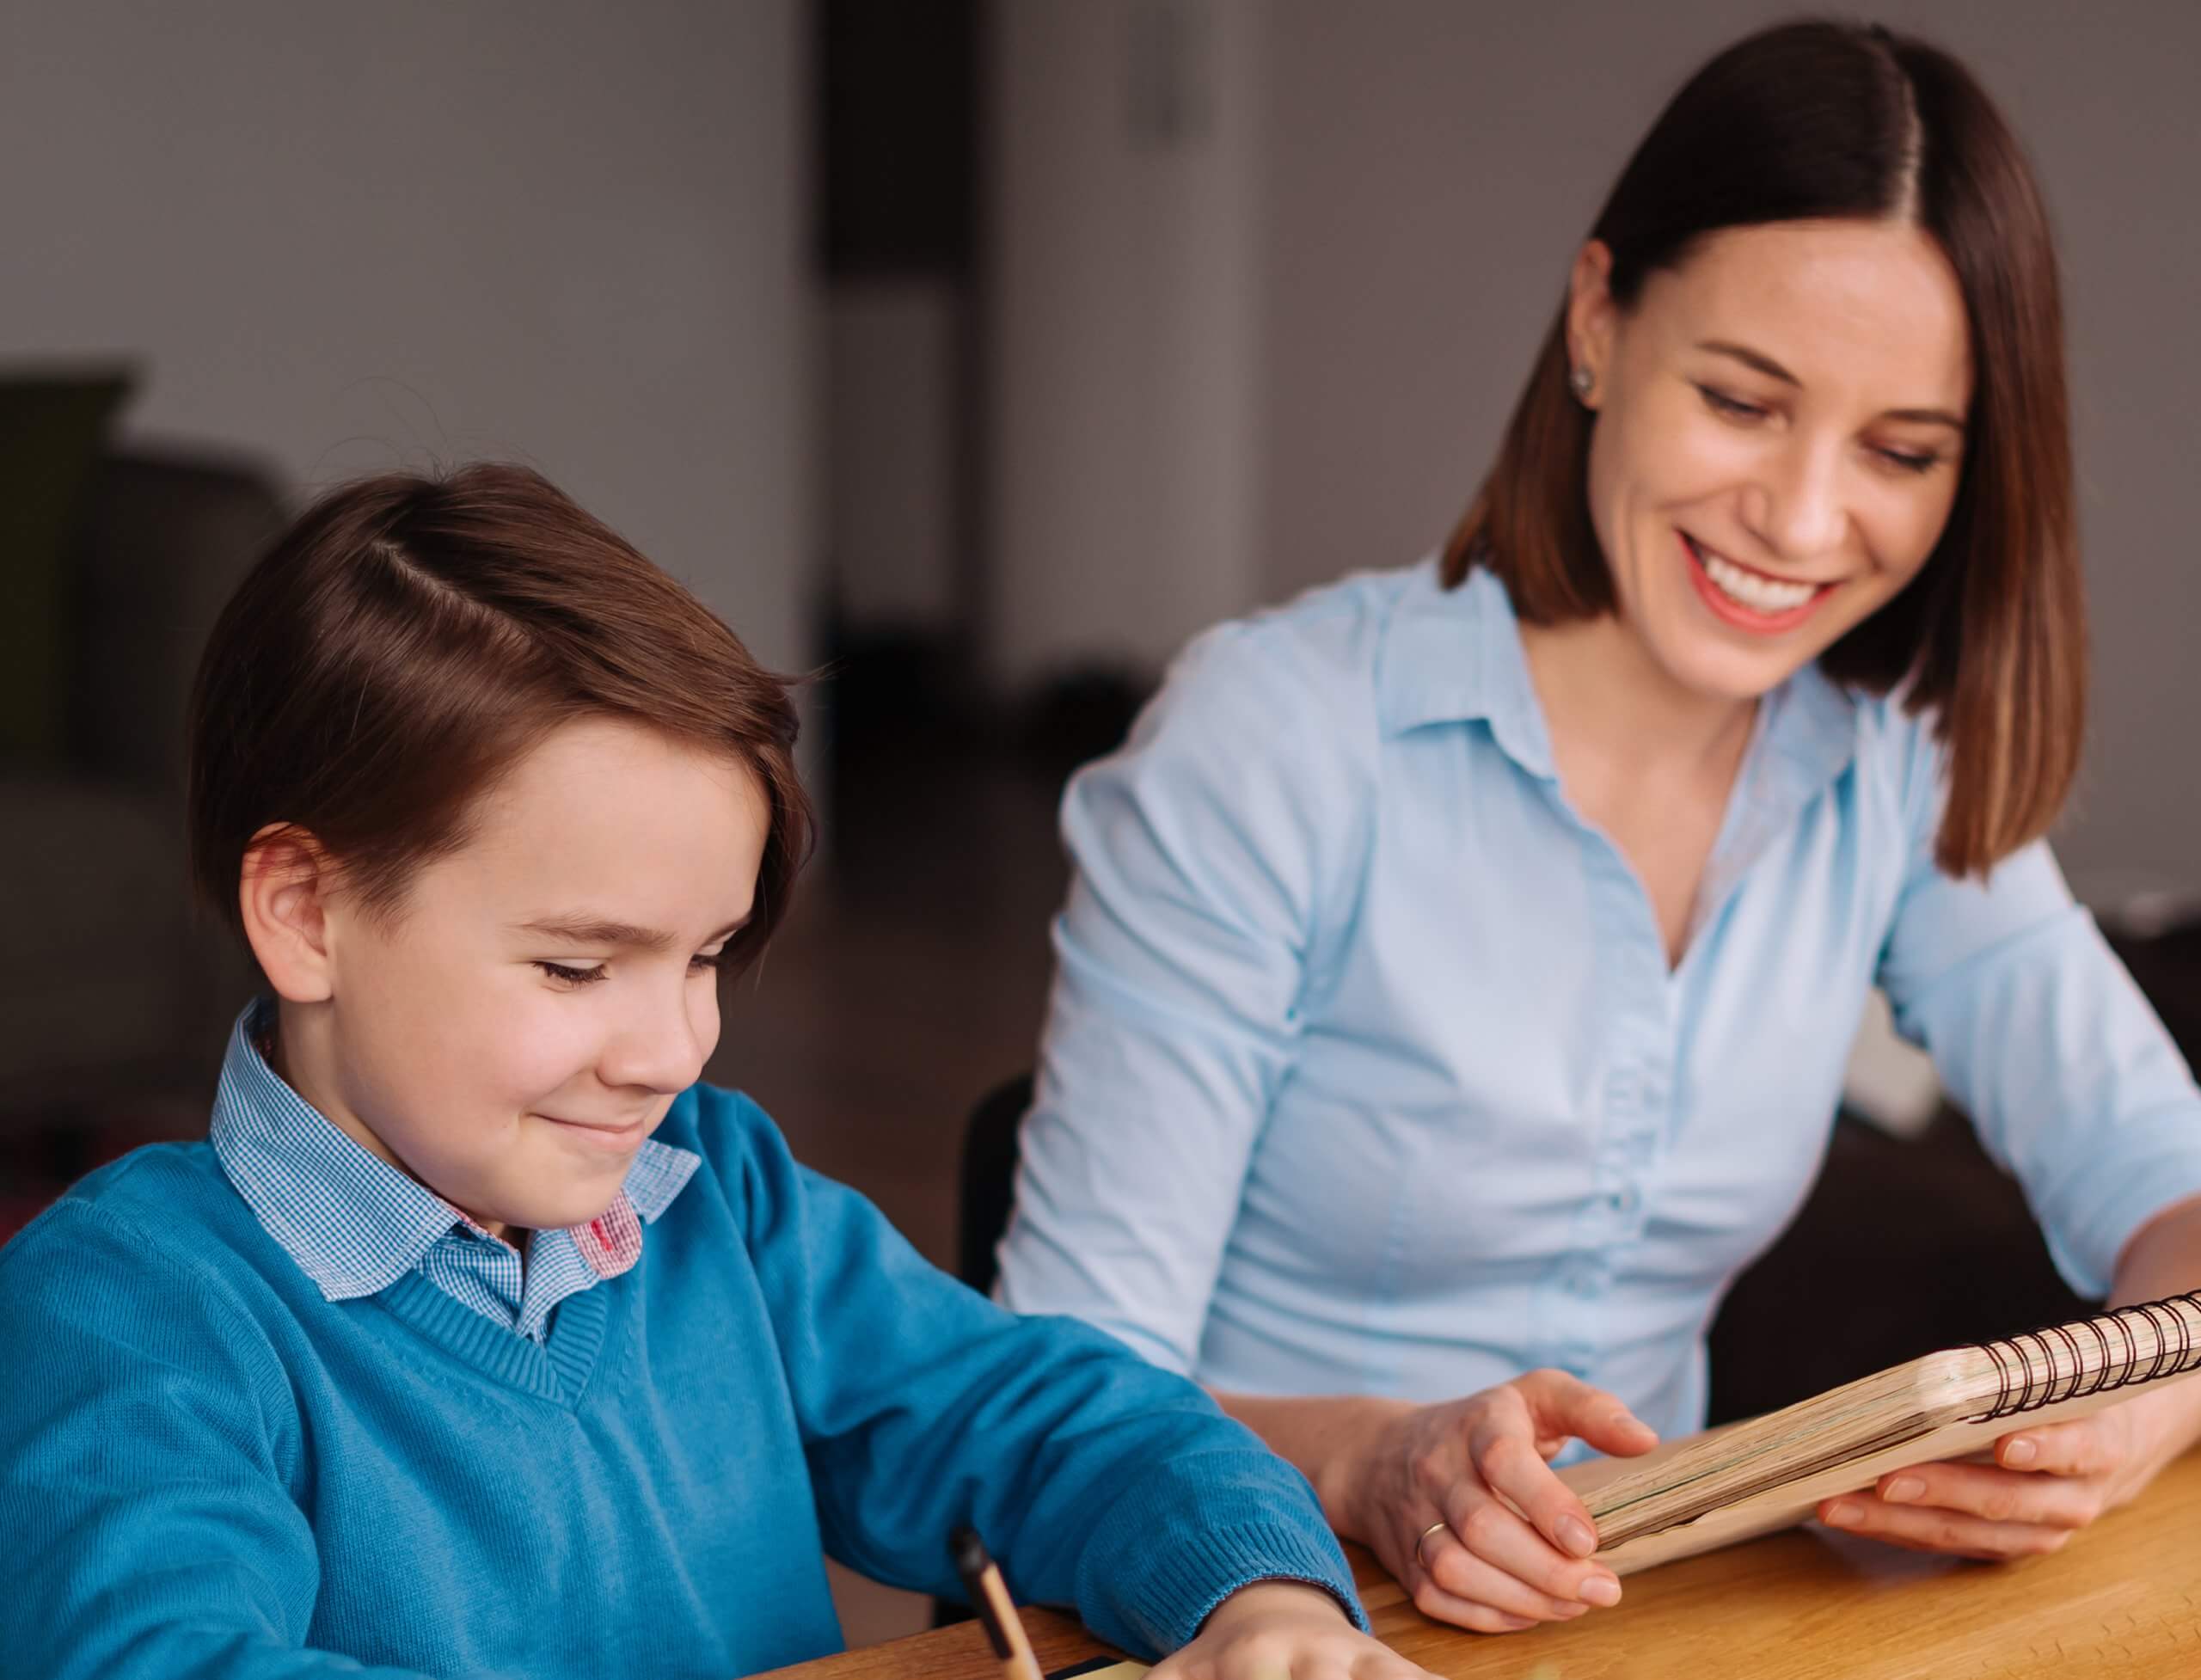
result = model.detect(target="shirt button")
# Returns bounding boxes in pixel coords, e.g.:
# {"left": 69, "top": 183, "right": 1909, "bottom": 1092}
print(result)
{"left": 1608, "top": 1186, "right": 1640, "bottom": 1215}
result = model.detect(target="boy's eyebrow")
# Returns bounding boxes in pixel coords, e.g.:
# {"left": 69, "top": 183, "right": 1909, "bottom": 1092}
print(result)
{"left": 511, "top": 913, "right": 750, "bottom": 952}
{"left": 1696, "top": 340, "right": 1967, "bottom": 432}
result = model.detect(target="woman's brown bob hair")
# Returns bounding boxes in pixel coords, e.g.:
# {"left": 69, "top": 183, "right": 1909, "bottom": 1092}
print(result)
{"left": 1446, "top": 18, "right": 2081, "bottom": 878}
{"left": 188, "top": 463, "right": 814, "bottom": 973}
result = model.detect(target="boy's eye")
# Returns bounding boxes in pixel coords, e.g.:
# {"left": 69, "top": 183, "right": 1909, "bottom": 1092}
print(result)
{"left": 535, "top": 951, "right": 727, "bottom": 986}
{"left": 536, "top": 960, "right": 606, "bottom": 987}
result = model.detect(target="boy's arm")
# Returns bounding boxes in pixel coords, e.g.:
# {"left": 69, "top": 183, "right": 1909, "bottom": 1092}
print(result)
{"left": 719, "top": 1091, "right": 1365, "bottom": 1660}
{"left": 0, "top": 1203, "right": 501, "bottom": 1680}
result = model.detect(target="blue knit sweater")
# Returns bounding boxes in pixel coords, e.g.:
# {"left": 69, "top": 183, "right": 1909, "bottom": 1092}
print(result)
{"left": 0, "top": 1084, "right": 1360, "bottom": 1679}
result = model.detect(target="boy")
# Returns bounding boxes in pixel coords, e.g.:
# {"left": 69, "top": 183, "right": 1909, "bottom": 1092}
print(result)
{"left": 0, "top": 466, "right": 1432, "bottom": 1680}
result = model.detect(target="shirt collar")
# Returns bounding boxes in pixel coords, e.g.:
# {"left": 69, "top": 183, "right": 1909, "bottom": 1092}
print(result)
{"left": 1374, "top": 558, "right": 1861, "bottom": 797}
{"left": 210, "top": 998, "right": 699, "bottom": 1303}
{"left": 1376, "top": 563, "right": 1560, "bottom": 774}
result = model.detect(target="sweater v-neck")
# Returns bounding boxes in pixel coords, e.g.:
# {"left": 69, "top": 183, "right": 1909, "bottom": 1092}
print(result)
{"left": 375, "top": 1269, "right": 619, "bottom": 1407}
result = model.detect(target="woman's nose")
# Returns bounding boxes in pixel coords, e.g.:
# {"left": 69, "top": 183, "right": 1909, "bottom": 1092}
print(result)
{"left": 1750, "top": 437, "right": 1848, "bottom": 564}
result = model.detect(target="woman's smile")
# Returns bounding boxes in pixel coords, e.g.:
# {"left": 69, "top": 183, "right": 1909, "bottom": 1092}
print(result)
{"left": 1679, "top": 530, "right": 1836, "bottom": 635}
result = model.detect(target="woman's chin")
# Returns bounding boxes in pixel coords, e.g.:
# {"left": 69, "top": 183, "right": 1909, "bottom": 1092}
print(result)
{"left": 1657, "top": 635, "right": 1812, "bottom": 706}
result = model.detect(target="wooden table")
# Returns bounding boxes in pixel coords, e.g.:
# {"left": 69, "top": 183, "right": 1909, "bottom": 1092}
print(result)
{"left": 771, "top": 1450, "right": 2201, "bottom": 1680}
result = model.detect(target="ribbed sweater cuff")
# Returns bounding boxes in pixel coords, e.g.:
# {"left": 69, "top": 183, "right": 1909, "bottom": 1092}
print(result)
{"left": 1086, "top": 1517, "right": 1369, "bottom": 1658}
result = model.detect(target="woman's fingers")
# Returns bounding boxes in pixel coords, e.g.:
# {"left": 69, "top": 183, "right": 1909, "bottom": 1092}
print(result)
{"left": 1513, "top": 1368, "right": 1661, "bottom": 1461}
{"left": 1465, "top": 1395, "right": 1611, "bottom": 1567}
{"left": 1818, "top": 1490, "right": 2074, "bottom": 1559}
{"left": 1407, "top": 1567, "right": 1564, "bottom": 1635}
{"left": 1402, "top": 1522, "right": 1562, "bottom": 1636}
{"left": 1417, "top": 1519, "right": 1597, "bottom": 1623}
{"left": 1995, "top": 1414, "right": 2121, "bottom": 1477}
{"left": 1407, "top": 1588, "right": 1539, "bottom": 1635}
{"left": 1869, "top": 1459, "right": 2104, "bottom": 1530}
{"left": 1439, "top": 1476, "right": 1622, "bottom": 1607}
{"left": 1379, "top": 1375, "right": 1646, "bottom": 1634}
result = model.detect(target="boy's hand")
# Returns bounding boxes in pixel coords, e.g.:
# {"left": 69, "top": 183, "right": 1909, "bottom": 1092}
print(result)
{"left": 1150, "top": 1581, "right": 1435, "bottom": 1680}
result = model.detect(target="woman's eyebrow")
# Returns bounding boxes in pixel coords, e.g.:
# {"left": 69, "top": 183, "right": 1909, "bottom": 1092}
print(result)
{"left": 1696, "top": 339, "right": 1966, "bottom": 432}
{"left": 510, "top": 913, "right": 750, "bottom": 950}
{"left": 1699, "top": 338, "right": 1801, "bottom": 385}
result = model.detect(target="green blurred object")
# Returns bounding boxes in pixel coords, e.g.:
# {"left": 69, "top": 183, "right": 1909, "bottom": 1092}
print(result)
{"left": 0, "top": 368, "right": 135, "bottom": 763}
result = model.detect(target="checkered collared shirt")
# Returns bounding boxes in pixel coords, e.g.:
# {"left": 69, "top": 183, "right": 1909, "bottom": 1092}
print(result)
{"left": 209, "top": 999, "right": 699, "bottom": 1344}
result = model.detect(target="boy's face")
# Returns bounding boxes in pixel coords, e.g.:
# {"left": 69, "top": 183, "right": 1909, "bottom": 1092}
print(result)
{"left": 285, "top": 717, "right": 769, "bottom": 1239}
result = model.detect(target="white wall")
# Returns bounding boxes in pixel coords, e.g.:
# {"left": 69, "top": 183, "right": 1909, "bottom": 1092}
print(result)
{"left": 985, "top": 0, "right": 1264, "bottom": 690}
{"left": 0, "top": 0, "right": 812, "bottom": 677}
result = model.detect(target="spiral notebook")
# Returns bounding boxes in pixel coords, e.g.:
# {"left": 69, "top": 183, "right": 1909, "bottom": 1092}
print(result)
{"left": 1558, "top": 1291, "right": 2201, "bottom": 1573}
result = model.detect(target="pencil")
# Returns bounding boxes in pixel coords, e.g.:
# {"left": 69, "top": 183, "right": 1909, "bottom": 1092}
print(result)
{"left": 951, "top": 1526, "right": 1046, "bottom": 1680}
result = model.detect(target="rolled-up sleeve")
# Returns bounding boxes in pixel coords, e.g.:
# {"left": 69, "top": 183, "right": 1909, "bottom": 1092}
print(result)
{"left": 1878, "top": 731, "right": 2201, "bottom": 1300}
{"left": 996, "top": 622, "right": 1371, "bottom": 1374}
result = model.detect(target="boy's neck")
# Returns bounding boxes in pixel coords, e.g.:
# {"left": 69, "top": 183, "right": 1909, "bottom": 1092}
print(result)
{"left": 264, "top": 1001, "right": 525, "bottom": 1248}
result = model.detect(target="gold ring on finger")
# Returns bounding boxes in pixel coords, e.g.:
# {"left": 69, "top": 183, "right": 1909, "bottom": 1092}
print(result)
{"left": 1415, "top": 1518, "right": 1452, "bottom": 1572}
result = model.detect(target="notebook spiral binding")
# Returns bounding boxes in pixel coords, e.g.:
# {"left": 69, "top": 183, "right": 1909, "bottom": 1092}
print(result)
{"left": 1971, "top": 1291, "right": 2201, "bottom": 1421}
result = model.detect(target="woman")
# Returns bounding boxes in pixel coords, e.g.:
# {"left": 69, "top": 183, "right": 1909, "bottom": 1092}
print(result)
{"left": 995, "top": 18, "right": 2201, "bottom": 1638}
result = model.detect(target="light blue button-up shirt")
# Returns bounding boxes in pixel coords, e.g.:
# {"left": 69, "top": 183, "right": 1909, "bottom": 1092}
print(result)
{"left": 996, "top": 560, "right": 2201, "bottom": 1443}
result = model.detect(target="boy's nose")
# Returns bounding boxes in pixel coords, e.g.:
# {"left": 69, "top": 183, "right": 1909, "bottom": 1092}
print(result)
{"left": 599, "top": 999, "right": 711, "bottom": 1095}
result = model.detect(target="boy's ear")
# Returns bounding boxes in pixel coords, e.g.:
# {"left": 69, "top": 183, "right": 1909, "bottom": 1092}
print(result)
{"left": 239, "top": 825, "right": 340, "bottom": 1003}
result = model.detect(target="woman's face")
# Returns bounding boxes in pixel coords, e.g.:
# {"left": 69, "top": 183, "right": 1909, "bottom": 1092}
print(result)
{"left": 1569, "top": 218, "right": 1972, "bottom": 704}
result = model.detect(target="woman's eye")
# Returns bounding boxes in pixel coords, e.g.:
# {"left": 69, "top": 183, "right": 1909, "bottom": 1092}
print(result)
{"left": 1695, "top": 383, "right": 1768, "bottom": 422}
{"left": 536, "top": 960, "right": 607, "bottom": 987}
{"left": 1875, "top": 447, "right": 1941, "bottom": 475}
{"left": 690, "top": 950, "right": 726, "bottom": 973}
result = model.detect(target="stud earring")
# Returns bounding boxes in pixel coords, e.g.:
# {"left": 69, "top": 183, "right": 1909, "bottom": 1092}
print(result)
{"left": 1569, "top": 365, "right": 1595, "bottom": 401}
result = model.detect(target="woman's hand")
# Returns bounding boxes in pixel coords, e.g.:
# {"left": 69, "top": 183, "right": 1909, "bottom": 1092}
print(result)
{"left": 1152, "top": 1581, "right": 1432, "bottom": 1680}
{"left": 1324, "top": 1369, "right": 1658, "bottom": 1634}
{"left": 1817, "top": 1380, "right": 2201, "bottom": 1559}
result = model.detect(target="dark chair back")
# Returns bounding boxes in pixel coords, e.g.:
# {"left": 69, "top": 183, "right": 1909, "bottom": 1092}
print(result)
{"left": 932, "top": 1073, "right": 1033, "bottom": 1631}
{"left": 957, "top": 1073, "right": 1033, "bottom": 1297}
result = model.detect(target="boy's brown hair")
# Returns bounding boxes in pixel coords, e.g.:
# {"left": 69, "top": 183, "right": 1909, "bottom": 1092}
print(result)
{"left": 187, "top": 463, "right": 813, "bottom": 972}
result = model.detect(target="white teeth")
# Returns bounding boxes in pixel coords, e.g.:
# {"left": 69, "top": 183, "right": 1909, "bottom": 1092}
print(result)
{"left": 1695, "top": 542, "right": 1817, "bottom": 614}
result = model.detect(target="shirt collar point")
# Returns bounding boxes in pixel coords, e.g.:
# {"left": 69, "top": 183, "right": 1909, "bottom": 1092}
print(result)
{"left": 1376, "top": 565, "right": 1531, "bottom": 736}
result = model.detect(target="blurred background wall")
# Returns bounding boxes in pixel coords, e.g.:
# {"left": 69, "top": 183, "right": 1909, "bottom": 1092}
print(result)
{"left": 0, "top": 0, "right": 810, "bottom": 675}
{"left": 6, "top": 0, "right": 2195, "bottom": 899}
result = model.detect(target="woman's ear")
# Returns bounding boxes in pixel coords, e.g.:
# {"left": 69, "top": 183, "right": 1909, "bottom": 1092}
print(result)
{"left": 239, "top": 825, "right": 340, "bottom": 1003}
{"left": 1565, "top": 238, "right": 1618, "bottom": 408}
